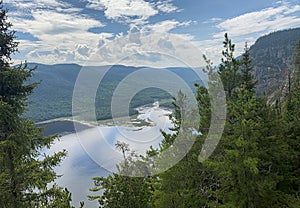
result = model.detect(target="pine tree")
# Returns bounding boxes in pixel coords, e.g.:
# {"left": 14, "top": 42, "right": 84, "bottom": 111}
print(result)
{"left": 290, "top": 38, "right": 300, "bottom": 201}
{"left": 151, "top": 83, "right": 218, "bottom": 208}
{"left": 203, "top": 42, "right": 263, "bottom": 207}
{"left": 89, "top": 141, "right": 152, "bottom": 208}
{"left": 240, "top": 43, "right": 256, "bottom": 93}
{"left": 202, "top": 36, "right": 298, "bottom": 207}
{"left": 87, "top": 35, "right": 300, "bottom": 208}
{"left": 280, "top": 39, "right": 300, "bottom": 200}
{"left": 218, "top": 33, "right": 241, "bottom": 99}
{"left": 0, "top": 3, "right": 73, "bottom": 207}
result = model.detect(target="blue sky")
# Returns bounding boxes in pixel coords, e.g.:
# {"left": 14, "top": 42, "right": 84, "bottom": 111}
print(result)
{"left": 5, "top": 0, "right": 300, "bottom": 67}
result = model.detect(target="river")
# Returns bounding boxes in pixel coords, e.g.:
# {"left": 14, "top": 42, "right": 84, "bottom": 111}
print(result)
{"left": 41, "top": 102, "right": 173, "bottom": 207}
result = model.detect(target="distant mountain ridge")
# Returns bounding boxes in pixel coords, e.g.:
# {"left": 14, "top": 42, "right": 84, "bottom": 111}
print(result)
{"left": 24, "top": 28, "right": 300, "bottom": 121}
{"left": 24, "top": 64, "right": 201, "bottom": 121}
{"left": 249, "top": 27, "right": 300, "bottom": 100}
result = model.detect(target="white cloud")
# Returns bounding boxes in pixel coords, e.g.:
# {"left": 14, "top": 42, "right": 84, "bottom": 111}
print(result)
{"left": 211, "top": 17, "right": 223, "bottom": 22}
{"left": 203, "top": 17, "right": 223, "bottom": 24}
{"left": 214, "top": 4, "right": 300, "bottom": 39}
{"left": 11, "top": 5, "right": 202, "bottom": 68}
{"left": 13, "top": 10, "right": 104, "bottom": 37}
{"left": 10, "top": 7, "right": 111, "bottom": 65}
{"left": 10, "top": 0, "right": 201, "bottom": 67}
{"left": 80, "top": 25, "right": 206, "bottom": 67}
{"left": 146, "top": 20, "right": 193, "bottom": 33}
{"left": 85, "top": 0, "right": 158, "bottom": 24}
{"left": 155, "top": 0, "right": 180, "bottom": 13}
{"left": 284, "top": 4, "right": 300, "bottom": 14}
{"left": 84, "top": 0, "right": 105, "bottom": 10}
{"left": 85, "top": 0, "right": 181, "bottom": 25}
{"left": 201, "top": 2, "right": 300, "bottom": 64}
{"left": 8, "top": 0, "right": 81, "bottom": 20}
{"left": 9, "top": 0, "right": 71, "bottom": 9}
{"left": 10, "top": 0, "right": 300, "bottom": 67}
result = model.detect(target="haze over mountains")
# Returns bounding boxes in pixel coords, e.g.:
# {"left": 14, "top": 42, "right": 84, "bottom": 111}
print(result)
{"left": 25, "top": 64, "right": 201, "bottom": 121}
{"left": 24, "top": 28, "right": 300, "bottom": 122}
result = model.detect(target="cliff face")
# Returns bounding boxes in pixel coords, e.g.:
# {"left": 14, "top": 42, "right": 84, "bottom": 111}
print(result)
{"left": 250, "top": 27, "right": 300, "bottom": 101}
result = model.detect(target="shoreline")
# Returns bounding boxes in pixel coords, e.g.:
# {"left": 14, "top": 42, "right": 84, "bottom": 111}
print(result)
{"left": 36, "top": 100, "right": 173, "bottom": 126}
{"left": 37, "top": 102, "right": 173, "bottom": 126}
{"left": 37, "top": 102, "right": 173, "bottom": 136}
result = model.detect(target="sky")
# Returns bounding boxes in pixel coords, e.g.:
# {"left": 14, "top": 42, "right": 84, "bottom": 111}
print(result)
{"left": 5, "top": 0, "right": 300, "bottom": 67}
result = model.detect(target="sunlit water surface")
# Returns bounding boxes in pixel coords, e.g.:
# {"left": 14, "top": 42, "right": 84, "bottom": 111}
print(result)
{"left": 44, "top": 103, "right": 173, "bottom": 207}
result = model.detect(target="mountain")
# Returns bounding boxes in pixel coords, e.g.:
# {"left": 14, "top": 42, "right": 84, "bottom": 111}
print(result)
{"left": 24, "top": 64, "right": 202, "bottom": 122}
{"left": 24, "top": 63, "right": 79, "bottom": 121}
{"left": 250, "top": 27, "right": 300, "bottom": 101}
{"left": 24, "top": 28, "right": 300, "bottom": 122}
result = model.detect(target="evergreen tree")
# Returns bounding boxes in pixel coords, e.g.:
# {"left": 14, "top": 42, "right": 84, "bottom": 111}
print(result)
{"left": 203, "top": 41, "right": 262, "bottom": 207}
{"left": 88, "top": 35, "right": 300, "bottom": 208}
{"left": 280, "top": 39, "right": 300, "bottom": 200}
{"left": 0, "top": 3, "right": 73, "bottom": 207}
{"left": 151, "top": 85, "right": 218, "bottom": 208}
{"left": 203, "top": 35, "right": 298, "bottom": 207}
{"left": 289, "top": 38, "right": 300, "bottom": 199}
{"left": 240, "top": 43, "right": 256, "bottom": 93}
{"left": 218, "top": 33, "right": 241, "bottom": 99}
{"left": 89, "top": 141, "right": 152, "bottom": 208}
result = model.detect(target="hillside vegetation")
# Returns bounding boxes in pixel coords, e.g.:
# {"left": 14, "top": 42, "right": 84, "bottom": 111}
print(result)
{"left": 250, "top": 27, "right": 300, "bottom": 100}
{"left": 25, "top": 28, "right": 300, "bottom": 121}
{"left": 24, "top": 64, "right": 200, "bottom": 121}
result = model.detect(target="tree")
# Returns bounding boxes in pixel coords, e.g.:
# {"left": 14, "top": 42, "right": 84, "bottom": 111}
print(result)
{"left": 202, "top": 35, "right": 298, "bottom": 207}
{"left": 240, "top": 43, "right": 256, "bottom": 93}
{"left": 88, "top": 35, "right": 300, "bottom": 208}
{"left": 0, "top": 3, "right": 73, "bottom": 207}
{"left": 151, "top": 86, "right": 218, "bottom": 208}
{"left": 203, "top": 41, "right": 263, "bottom": 207}
{"left": 218, "top": 33, "right": 241, "bottom": 99}
{"left": 89, "top": 141, "right": 152, "bottom": 208}
{"left": 280, "top": 39, "right": 300, "bottom": 199}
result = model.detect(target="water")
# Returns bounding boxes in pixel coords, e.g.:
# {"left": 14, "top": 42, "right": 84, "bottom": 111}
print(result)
{"left": 42, "top": 103, "right": 173, "bottom": 207}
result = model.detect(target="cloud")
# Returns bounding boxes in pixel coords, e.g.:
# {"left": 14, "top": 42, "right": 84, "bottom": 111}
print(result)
{"left": 283, "top": 4, "right": 300, "bottom": 14}
{"left": 9, "top": 0, "right": 201, "bottom": 67}
{"left": 155, "top": 0, "right": 181, "bottom": 13}
{"left": 146, "top": 20, "right": 193, "bottom": 33}
{"left": 10, "top": 2, "right": 201, "bottom": 68}
{"left": 13, "top": 10, "right": 104, "bottom": 36}
{"left": 214, "top": 4, "right": 300, "bottom": 39}
{"left": 85, "top": 0, "right": 158, "bottom": 24}
{"left": 10, "top": 0, "right": 300, "bottom": 67}
{"left": 82, "top": 25, "right": 206, "bottom": 67}
{"left": 85, "top": 0, "right": 181, "bottom": 25}
{"left": 200, "top": 2, "right": 300, "bottom": 64}
{"left": 10, "top": 7, "right": 110, "bottom": 64}
{"left": 10, "top": 0, "right": 68, "bottom": 8}
{"left": 202, "top": 17, "right": 223, "bottom": 24}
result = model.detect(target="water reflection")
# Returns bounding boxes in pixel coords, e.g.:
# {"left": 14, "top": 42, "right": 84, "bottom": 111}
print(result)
{"left": 44, "top": 104, "right": 173, "bottom": 207}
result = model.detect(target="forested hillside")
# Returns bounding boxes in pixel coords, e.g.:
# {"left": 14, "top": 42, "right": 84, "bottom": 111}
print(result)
{"left": 88, "top": 34, "right": 300, "bottom": 208}
{"left": 24, "top": 28, "right": 300, "bottom": 121}
{"left": 1, "top": 1, "right": 300, "bottom": 206}
{"left": 24, "top": 64, "right": 200, "bottom": 121}
{"left": 250, "top": 27, "right": 300, "bottom": 100}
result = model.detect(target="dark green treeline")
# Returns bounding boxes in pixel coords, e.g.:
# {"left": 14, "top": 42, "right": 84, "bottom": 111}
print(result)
{"left": 89, "top": 36, "right": 300, "bottom": 208}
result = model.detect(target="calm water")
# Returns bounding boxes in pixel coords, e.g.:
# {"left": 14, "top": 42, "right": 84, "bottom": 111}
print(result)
{"left": 42, "top": 104, "right": 173, "bottom": 207}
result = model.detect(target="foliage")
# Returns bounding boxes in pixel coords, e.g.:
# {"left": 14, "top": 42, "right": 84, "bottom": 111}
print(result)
{"left": 150, "top": 34, "right": 300, "bottom": 207}
{"left": 88, "top": 34, "right": 300, "bottom": 208}
{"left": 0, "top": 3, "right": 73, "bottom": 207}
{"left": 24, "top": 64, "right": 199, "bottom": 122}
{"left": 89, "top": 141, "right": 152, "bottom": 208}
{"left": 201, "top": 34, "right": 300, "bottom": 207}
{"left": 250, "top": 27, "right": 300, "bottom": 98}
